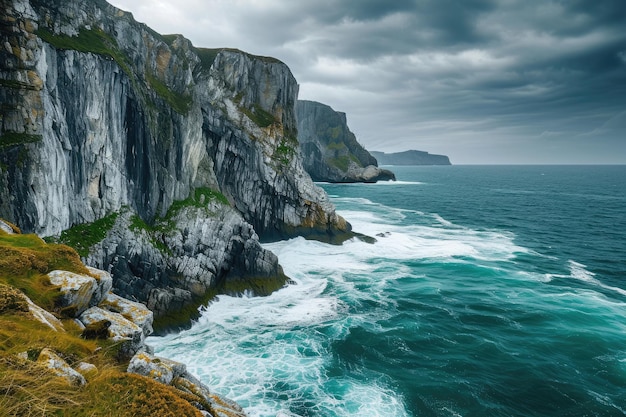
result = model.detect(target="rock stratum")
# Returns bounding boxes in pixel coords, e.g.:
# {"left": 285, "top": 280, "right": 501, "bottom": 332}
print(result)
{"left": 0, "top": 0, "right": 352, "bottom": 328}
{"left": 296, "top": 100, "right": 396, "bottom": 183}
{"left": 371, "top": 150, "right": 452, "bottom": 165}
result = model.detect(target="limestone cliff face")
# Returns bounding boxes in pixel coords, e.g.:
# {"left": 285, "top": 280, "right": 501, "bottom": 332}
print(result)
{"left": 296, "top": 100, "right": 395, "bottom": 183}
{"left": 0, "top": 0, "right": 349, "bottom": 326}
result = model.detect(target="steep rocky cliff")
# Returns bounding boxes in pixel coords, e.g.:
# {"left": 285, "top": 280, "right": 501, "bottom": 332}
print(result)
{"left": 371, "top": 150, "right": 452, "bottom": 165}
{"left": 0, "top": 0, "right": 350, "bottom": 327}
{"left": 296, "top": 100, "right": 395, "bottom": 183}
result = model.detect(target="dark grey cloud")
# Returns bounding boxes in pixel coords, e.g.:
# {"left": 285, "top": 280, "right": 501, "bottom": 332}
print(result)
{"left": 108, "top": 0, "right": 626, "bottom": 163}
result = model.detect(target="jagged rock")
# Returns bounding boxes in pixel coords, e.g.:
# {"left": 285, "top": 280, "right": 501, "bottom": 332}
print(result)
{"left": 79, "top": 306, "right": 144, "bottom": 358}
{"left": 85, "top": 206, "right": 288, "bottom": 328}
{"left": 127, "top": 352, "right": 186, "bottom": 385}
{"left": 47, "top": 270, "right": 98, "bottom": 317}
{"left": 173, "top": 374, "right": 247, "bottom": 417}
{"left": 99, "top": 291, "right": 153, "bottom": 336}
{"left": 37, "top": 348, "right": 86, "bottom": 386}
{"left": 296, "top": 100, "right": 396, "bottom": 183}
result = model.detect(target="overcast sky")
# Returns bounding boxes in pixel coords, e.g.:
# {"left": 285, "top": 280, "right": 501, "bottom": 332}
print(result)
{"left": 108, "top": 0, "right": 625, "bottom": 164}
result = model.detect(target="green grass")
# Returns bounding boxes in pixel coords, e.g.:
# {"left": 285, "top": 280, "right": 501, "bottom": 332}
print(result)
{"left": 0, "top": 132, "right": 43, "bottom": 148}
{"left": 0, "top": 229, "right": 90, "bottom": 310}
{"left": 194, "top": 47, "right": 221, "bottom": 70}
{"left": 326, "top": 141, "right": 347, "bottom": 152}
{"left": 240, "top": 103, "right": 276, "bottom": 128}
{"left": 129, "top": 188, "right": 229, "bottom": 254}
{"left": 48, "top": 212, "right": 119, "bottom": 258}
{"left": 274, "top": 142, "right": 295, "bottom": 166}
{"left": 194, "top": 47, "right": 283, "bottom": 72}
{"left": 145, "top": 72, "right": 192, "bottom": 115}
{"left": 35, "top": 27, "right": 133, "bottom": 78}
{"left": 328, "top": 155, "right": 357, "bottom": 171}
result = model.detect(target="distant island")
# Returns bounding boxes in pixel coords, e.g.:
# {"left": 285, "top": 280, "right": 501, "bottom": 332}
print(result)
{"left": 371, "top": 150, "right": 451, "bottom": 166}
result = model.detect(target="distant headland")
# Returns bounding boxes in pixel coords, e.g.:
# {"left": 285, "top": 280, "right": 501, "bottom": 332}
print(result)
{"left": 371, "top": 150, "right": 451, "bottom": 166}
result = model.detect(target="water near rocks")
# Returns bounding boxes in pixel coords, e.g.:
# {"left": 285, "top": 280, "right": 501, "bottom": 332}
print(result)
{"left": 151, "top": 165, "right": 626, "bottom": 416}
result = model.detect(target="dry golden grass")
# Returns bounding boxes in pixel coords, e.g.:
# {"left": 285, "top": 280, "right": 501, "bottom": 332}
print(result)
{"left": 0, "top": 224, "right": 217, "bottom": 416}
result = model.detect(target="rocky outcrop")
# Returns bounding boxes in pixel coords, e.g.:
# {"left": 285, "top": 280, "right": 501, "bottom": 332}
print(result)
{"left": 370, "top": 150, "right": 452, "bottom": 165}
{"left": 296, "top": 100, "right": 396, "bottom": 183}
{"left": 0, "top": 233, "right": 245, "bottom": 416}
{"left": 0, "top": 0, "right": 352, "bottom": 325}
{"left": 128, "top": 351, "right": 247, "bottom": 417}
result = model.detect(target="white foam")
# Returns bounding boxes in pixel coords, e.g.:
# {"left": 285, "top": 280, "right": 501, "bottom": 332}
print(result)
{"left": 151, "top": 199, "right": 582, "bottom": 417}
{"left": 567, "top": 260, "right": 626, "bottom": 297}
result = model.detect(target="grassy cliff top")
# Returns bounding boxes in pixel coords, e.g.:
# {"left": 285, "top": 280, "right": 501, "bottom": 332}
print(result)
{"left": 0, "top": 224, "right": 211, "bottom": 416}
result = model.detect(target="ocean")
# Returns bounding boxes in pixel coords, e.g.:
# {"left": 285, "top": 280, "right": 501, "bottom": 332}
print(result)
{"left": 150, "top": 165, "right": 626, "bottom": 417}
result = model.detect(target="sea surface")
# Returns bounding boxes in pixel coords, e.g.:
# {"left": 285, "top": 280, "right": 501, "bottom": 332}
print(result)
{"left": 151, "top": 165, "right": 626, "bottom": 417}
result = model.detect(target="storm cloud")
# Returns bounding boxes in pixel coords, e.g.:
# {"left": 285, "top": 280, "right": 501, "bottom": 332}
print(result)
{"left": 109, "top": 0, "right": 626, "bottom": 163}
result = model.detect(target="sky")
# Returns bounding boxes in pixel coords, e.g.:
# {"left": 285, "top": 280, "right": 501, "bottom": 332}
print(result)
{"left": 107, "top": 0, "right": 626, "bottom": 164}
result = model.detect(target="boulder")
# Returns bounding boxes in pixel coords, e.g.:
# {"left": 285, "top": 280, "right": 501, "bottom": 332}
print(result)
{"left": 37, "top": 348, "right": 86, "bottom": 386}
{"left": 127, "top": 352, "right": 186, "bottom": 385}
{"left": 85, "top": 266, "right": 114, "bottom": 306}
{"left": 79, "top": 306, "right": 144, "bottom": 358}
{"left": 75, "top": 362, "right": 98, "bottom": 379}
{"left": 26, "top": 297, "right": 64, "bottom": 332}
{"left": 173, "top": 373, "right": 247, "bottom": 417}
{"left": 47, "top": 270, "right": 98, "bottom": 317}
{"left": 99, "top": 292, "right": 154, "bottom": 336}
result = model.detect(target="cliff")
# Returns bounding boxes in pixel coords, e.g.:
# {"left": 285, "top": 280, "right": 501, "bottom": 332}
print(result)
{"left": 0, "top": 0, "right": 351, "bottom": 327}
{"left": 296, "top": 100, "right": 395, "bottom": 183}
{"left": 371, "top": 150, "right": 452, "bottom": 165}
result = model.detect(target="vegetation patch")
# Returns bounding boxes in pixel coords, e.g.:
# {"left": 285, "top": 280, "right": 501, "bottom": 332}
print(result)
{"left": 0, "top": 284, "right": 29, "bottom": 313}
{"left": 35, "top": 27, "right": 133, "bottom": 78}
{"left": 326, "top": 141, "right": 347, "bottom": 152}
{"left": 274, "top": 141, "right": 296, "bottom": 166}
{"left": 130, "top": 188, "right": 229, "bottom": 254}
{"left": 0, "top": 132, "right": 43, "bottom": 148}
{"left": 194, "top": 47, "right": 221, "bottom": 70}
{"left": 240, "top": 103, "right": 276, "bottom": 128}
{"left": 328, "top": 155, "right": 359, "bottom": 172}
{"left": 146, "top": 72, "right": 192, "bottom": 115}
{"left": 164, "top": 187, "right": 229, "bottom": 219}
{"left": 194, "top": 47, "right": 283, "bottom": 72}
{"left": 0, "top": 228, "right": 90, "bottom": 309}
{"left": 48, "top": 212, "right": 119, "bottom": 258}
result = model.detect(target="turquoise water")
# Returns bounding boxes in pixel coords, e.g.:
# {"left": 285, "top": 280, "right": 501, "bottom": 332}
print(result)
{"left": 151, "top": 165, "right": 626, "bottom": 416}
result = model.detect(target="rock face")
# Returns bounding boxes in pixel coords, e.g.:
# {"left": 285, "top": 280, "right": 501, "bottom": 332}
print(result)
{"left": 0, "top": 0, "right": 351, "bottom": 324}
{"left": 296, "top": 100, "right": 396, "bottom": 183}
{"left": 370, "top": 150, "right": 452, "bottom": 165}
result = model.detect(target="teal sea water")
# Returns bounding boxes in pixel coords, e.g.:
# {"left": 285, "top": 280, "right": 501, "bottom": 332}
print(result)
{"left": 151, "top": 165, "right": 626, "bottom": 417}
